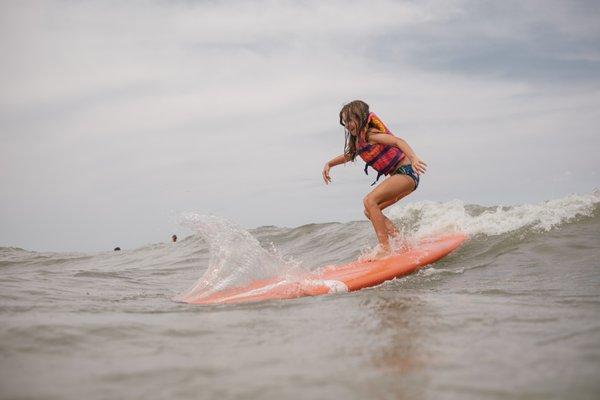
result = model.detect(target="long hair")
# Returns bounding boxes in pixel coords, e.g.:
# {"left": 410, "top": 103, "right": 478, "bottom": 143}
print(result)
{"left": 339, "top": 100, "right": 370, "bottom": 161}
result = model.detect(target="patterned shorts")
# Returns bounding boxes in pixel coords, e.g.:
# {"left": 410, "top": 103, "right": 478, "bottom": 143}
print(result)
{"left": 392, "top": 164, "right": 420, "bottom": 190}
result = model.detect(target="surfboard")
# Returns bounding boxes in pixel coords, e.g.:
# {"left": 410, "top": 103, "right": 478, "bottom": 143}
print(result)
{"left": 182, "top": 232, "right": 468, "bottom": 305}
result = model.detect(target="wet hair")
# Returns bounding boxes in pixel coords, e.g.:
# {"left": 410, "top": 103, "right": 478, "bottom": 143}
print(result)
{"left": 114, "top": 247, "right": 121, "bottom": 251}
{"left": 339, "top": 100, "right": 370, "bottom": 161}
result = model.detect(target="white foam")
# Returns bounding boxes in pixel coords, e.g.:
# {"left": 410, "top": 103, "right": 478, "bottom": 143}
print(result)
{"left": 418, "top": 267, "right": 465, "bottom": 276}
{"left": 319, "top": 280, "right": 349, "bottom": 294}
{"left": 387, "top": 191, "right": 599, "bottom": 238}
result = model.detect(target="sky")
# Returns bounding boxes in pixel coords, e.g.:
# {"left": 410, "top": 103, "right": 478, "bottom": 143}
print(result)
{"left": 0, "top": 0, "right": 599, "bottom": 252}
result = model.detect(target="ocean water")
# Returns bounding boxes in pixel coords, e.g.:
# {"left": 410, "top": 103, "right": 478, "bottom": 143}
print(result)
{"left": 1, "top": 192, "right": 599, "bottom": 399}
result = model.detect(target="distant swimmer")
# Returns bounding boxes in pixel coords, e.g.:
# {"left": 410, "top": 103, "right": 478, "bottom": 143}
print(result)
{"left": 171, "top": 234, "right": 177, "bottom": 243}
{"left": 114, "top": 247, "right": 121, "bottom": 251}
{"left": 322, "top": 100, "right": 427, "bottom": 259}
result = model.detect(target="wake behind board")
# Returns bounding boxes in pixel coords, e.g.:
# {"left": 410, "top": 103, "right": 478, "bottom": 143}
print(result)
{"left": 182, "top": 233, "right": 468, "bottom": 305}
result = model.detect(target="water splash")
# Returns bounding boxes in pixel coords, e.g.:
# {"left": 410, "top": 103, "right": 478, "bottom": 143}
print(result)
{"left": 173, "top": 214, "right": 303, "bottom": 302}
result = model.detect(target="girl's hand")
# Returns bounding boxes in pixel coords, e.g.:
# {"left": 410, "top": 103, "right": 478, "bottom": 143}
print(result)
{"left": 322, "top": 163, "right": 332, "bottom": 184}
{"left": 410, "top": 156, "right": 427, "bottom": 175}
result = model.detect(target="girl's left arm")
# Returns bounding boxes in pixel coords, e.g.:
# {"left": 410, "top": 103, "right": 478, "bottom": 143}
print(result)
{"left": 367, "top": 132, "right": 427, "bottom": 175}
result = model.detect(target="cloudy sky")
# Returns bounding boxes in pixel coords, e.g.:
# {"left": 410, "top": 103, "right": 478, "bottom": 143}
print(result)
{"left": 1, "top": 0, "right": 599, "bottom": 252}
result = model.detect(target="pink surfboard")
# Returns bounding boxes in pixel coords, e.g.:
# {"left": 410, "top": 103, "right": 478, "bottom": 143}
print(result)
{"left": 182, "top": 233, "right": 468, "bottom": 305}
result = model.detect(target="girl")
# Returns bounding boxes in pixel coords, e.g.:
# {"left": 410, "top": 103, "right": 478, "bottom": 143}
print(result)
{"left": 322, "top": 100, "right": 427, "bottom": 259}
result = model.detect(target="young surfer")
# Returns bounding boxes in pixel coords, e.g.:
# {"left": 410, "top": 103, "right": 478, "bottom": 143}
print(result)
{"left": 322, "top": 100, "right": 427, "bottom": 259}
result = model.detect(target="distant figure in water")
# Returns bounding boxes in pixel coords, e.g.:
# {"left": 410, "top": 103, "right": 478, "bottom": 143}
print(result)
{"left": 113, "top": 247, "right": 121, "bottom": 251}
{"left": 171, "top": 234, "right": 177, "bottom": 243}
{"left": 322, "top": 100, "right": 427, "bottom": 259}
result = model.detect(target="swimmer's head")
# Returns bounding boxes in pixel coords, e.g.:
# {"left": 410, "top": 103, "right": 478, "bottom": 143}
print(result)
{"left": 339, "top": 100, "right": 370, "bottom": 161}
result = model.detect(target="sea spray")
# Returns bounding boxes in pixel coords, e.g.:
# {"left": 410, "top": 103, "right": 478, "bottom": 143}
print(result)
{"left": 173, "top": 214, "right": 304, "bottom": 302}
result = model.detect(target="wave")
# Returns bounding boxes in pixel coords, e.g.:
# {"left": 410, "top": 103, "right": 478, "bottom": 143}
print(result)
{"left": 2, "top": 191, "right": 597, "bottom": 302}
{"left": 174, "top": 191, "right": 599, "bottom": 303}
{"left": 386, "top": 190, "right": 599, "bottom": 238}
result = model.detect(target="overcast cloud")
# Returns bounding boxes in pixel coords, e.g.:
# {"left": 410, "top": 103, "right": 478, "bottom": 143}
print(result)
{"left": 1, "top": 0, "right": 599, "bottom": 251}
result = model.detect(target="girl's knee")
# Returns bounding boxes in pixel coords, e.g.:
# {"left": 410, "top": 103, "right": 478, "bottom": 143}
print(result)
{"left": 364, "top": 209, "right": 371, "bottom": 219}
{"left": 363, "top": 195, "right": 376, "bottom": 209}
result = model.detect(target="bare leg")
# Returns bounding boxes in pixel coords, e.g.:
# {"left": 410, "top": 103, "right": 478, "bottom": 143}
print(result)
{"left": 363, "top": 175, "right": 416, "bottom": 257}
{"left": 365, "top": 197, "right": 404, "bottom": 236}
{"left": 365, "top": 208, "right": 398, "bottom": 236}
{"left": 364, "top": 181, "right": 415, "bottom": 237}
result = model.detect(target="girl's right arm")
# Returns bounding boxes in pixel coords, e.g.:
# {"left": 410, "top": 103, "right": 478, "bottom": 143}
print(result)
{"left": 323, "top": 153, "right": 351, "bottom": 184}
